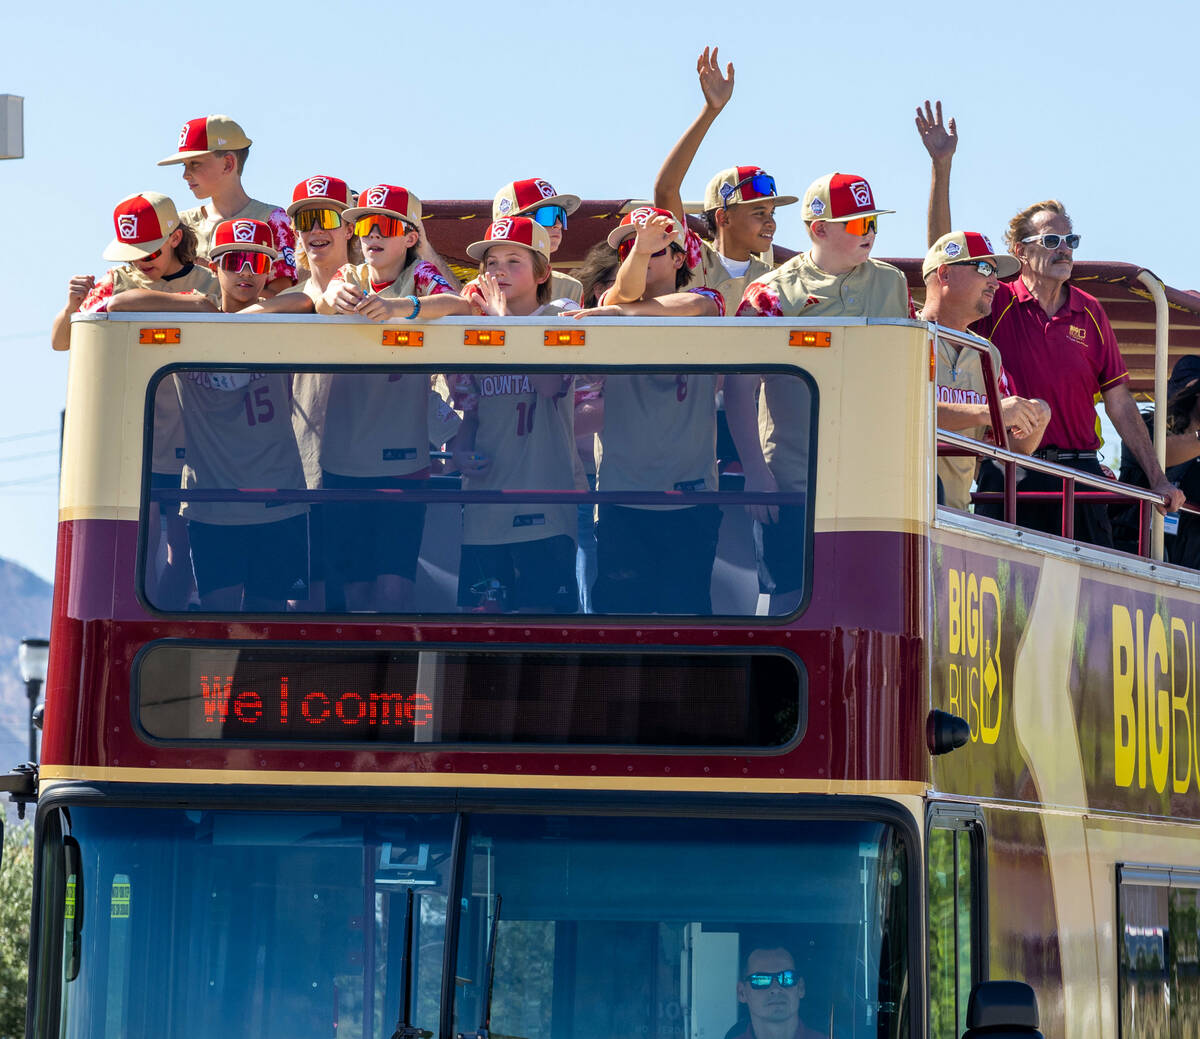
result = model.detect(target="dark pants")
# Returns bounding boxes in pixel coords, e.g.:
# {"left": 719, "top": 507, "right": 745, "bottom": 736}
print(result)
{"left": 977, "top": 457, "right": 1113, "bottom": 548}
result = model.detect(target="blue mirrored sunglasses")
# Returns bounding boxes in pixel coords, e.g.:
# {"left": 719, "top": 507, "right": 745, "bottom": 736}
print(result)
{"left": 530, "top": 205, "right": 567, "bottom": 230}
{"left": 720, "top": 173, "right": 778, "bottom": 209}
{"left": 745, "top": 970, "right": 798, "bottom": 990}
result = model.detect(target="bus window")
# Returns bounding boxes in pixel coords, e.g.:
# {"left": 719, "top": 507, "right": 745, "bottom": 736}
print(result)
{"left": 143, "top": 366, "right": 814, "bottom": 619}
{"left": 926, "top": 809, "right": 984, "bottom": 1039}
{"left": 451, "top": 814, "right": 910, "bottom": 1039}
{"left": 40, "top": 807, "right": 455, "bottom": 1039}
{"left": 1171, "top": 875, "right": 1200, "bottom": 1039}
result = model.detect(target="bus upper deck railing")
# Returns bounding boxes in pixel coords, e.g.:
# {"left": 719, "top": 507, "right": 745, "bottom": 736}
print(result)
{"left": 929, "top": 324, "right": 1196, "bottom": 561}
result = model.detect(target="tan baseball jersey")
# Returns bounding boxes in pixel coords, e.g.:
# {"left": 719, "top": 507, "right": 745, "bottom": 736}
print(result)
{"left": 935, "top": 334, "right": 1014, "bottom": 510}
{"left": 174, "top": 372, "right": 307, "bottom": 526}
{"left": 79, "top": 263, "right": 221, "bottom": 477}
{"left": 318, "top": 260, "right": 455, "bottom": 478}
{"left": 181, "top": 198, "right": 297, "bottom": 284}
{"left": 685, "top": 239, "right": 773, "bottom": 315}
{"left": 451, "top": 302, "right": 578, "bottom": 545}
{"left": 551, "top": 270, "right": 583, "bottom": 304}
{"left": 596, "top": 374, "right": 719, "bottom": 510}
{"left": 739, "top": 253, "right": 910, "bottom": 490}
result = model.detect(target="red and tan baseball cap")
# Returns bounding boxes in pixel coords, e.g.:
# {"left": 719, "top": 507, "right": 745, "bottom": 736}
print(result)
{"left": 157, "top": 115, "right": 252, "bottom": 166}
{"left": 923, "top": 231, "right": 1020, "bottom": 279}
{"left": 102, "top": 192, "right": 182, "bottom": 261}
{"left": 802, "top": 173, "right": 894, "bottom": 223}
{"left": 606, "top": 206, "right": 687, "bottom": 251}
{"left": 287, "top": 175, "right": 353, "bottom": 217}
{"left": 209, "top": 218, "right": 278, "bottom": 259}
{"left": 703, "top": 167, "right": 798, "bottom": 211}
{"left": 466, "top": 217, "right": 552, "bottom": 261}
{"left": 343, "top": 185, "right": 422, "bottom": 226}
{"left": 493, "top": 178, "right": 582, "bottom": 220}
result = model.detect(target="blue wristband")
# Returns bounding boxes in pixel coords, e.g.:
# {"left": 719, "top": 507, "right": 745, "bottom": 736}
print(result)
{"left": 405, "top": 294, "right": 420, "bottom": 320}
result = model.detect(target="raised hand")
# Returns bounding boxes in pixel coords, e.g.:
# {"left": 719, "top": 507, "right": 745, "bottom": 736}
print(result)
{"left": 67, "top": 275, "right": 96, "bottom": 309}
{"left": 475, "top": 272, "right": 509, "bottom": 316}
{"left": 697, "top": 46, "right": 734, "bottom": 114}
{"left": 915, "top": 99, "right": 957, "bottom": 164}
{"left": 633, "top": 213, "right": 676, "bottom": 256}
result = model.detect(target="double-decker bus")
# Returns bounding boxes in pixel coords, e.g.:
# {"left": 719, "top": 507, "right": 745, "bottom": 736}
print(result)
{"left": 9, "top": 209, "right": 1200, "bottom": 1039}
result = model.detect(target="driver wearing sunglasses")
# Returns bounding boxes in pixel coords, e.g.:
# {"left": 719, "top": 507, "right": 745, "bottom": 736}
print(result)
{"left": 732, "top": 946, "right": 823, "bottom": 1039}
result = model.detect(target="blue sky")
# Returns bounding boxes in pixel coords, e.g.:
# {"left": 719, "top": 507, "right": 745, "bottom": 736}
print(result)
{"left": 1, "top": 0, "right": 1195, "bottom": 582}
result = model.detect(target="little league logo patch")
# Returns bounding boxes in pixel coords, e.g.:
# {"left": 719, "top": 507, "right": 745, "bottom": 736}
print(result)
{"left": 981, "top": 234, "right": 996, "bottom": 252}
{"left": 364, "top": 187, "right": 389, "bottom": 208}
{"left": 534, "top": 179, "right": 556, "bottom": 199}
{"left": 490, "top": 219, "right": 514, "bottom": 240}
{"left": 231, "top": 220, "right": 257, "bottom": 243}
{"left": 117, "top": 214, "right": 138, "bottom": 240}
{"left": 809, "top": 198, "right": 825, "bottom": 216}
{"left": 944, "top": 241, "right": 961, "bottom": 258}
{"left": 178, "top": 124, "right": 190, "bottom": 148}
{"left": 630, "top": 207, "right": 656, "bottom": 226}
{"left": 497, "top": 197, "right": 512, "bottom": 216}
{"left": 305, "top": 176, "right": 330, "bottom": 197}
{"left": 849, "top": 180, "right": 873, "bottom": 208}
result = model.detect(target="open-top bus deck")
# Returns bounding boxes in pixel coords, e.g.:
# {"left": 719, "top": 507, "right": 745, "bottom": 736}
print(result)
{"left": 14, "top": 305, "right": 1200, "bottom": 1039}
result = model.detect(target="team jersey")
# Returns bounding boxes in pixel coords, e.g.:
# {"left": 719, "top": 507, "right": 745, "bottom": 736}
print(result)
{"left": 594, "top": 373, "right": 719, "bottom": 511}
{"left": 739, "top": 253, "right": 910, "bottom": 490}
{"left": 181, "top": 198, "right": 297, "bottom": 285}
{"left": 79, "top": 263, "right": 220, "bottom": 476}
{"left": 318, "top": 261, "right": 455, "bottom": 478}
{"left": 934, "top": 334, "right": 1015, "bottom": 510}
{"left": 451, "top": 300, "right": 580, "bottom": 545}
{"left": 685, "top": 238, "right": 773, "bottom": 315}
{"left": 550, "top": 270, "right": 583, "bottom": 304}
{"left": 736, "top": 252, "right": 911, "bottom": 319}
{"left": 174, "top": 372, "right": 307, "bottom": 526}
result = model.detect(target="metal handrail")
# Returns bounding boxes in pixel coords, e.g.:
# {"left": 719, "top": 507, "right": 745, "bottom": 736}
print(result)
{"left": 930, "top": 323, "right": 1196, "bottom": 559}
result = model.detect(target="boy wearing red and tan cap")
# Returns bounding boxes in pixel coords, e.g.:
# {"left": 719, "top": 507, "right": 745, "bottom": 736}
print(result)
{"left": 315, "top": 185, "right": 469, "bottom": 612}
{"left": 728, "top": 172, "right": 910, "bottom": 614}
{"left": 52, "top": 191, "right": 221, "bottom": 608}
{"left": 138, "top": 218, "right": 310, "bottom": 611}
{"left": 653, "top": 47, "right": 797, "bottom": 308}
{"left": 491, "top": 178, "right": 584, "bottom": 303}
{"left": 449, "top": 217, "right": 581, "bottom": 613}
{"left": 158, "top": 115, "right": 297, "bottom": 295}
{"left": 578, "top": 208, "right": 724, "bottom": 615}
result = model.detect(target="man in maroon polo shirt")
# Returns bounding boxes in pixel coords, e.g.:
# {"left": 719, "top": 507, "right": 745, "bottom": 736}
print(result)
{"left": 917, "top": 107, "right": 1183, "bottom": 544}
{"left": 731, "top": 946, "right": 824, "bottom": 1039}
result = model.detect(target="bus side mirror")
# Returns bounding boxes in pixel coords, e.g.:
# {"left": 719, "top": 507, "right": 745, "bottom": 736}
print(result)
{"left": 962, "top": 981, "right": 1043, "bottom": 1039}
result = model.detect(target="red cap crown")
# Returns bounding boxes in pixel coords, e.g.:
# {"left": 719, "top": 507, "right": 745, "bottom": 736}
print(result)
{"left": 177, "top": 117, "right": 212, "bottom": 154}
{"left": 510, "top": 178, "right": 559, "bottom": 211}
{"left": 826, "top": 174, "right": 877, "bottom": 218}
{"left": 113, "top": 195, "right": 165, "bottom": 245}
{"left": 485, "top": 217, "right": 540, "bottom": 249}
{"left": 958, "top": 231, "right": 998, "bottom": 258}
{"left": 292, "top": 175, "right": 351, "bottom": 208}
{"left": 362, "top": 185, "right": 411, "bottom": 213}
{"left": 213, "top": 218, "right": 275, "bottom": 253}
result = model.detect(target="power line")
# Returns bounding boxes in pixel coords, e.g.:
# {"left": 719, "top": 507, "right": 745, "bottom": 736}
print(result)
{"left": 0, "top": 428, "right": 57, "bottom": 445}
{"left": 0, "top": 473, "right": 57, "bottom": 488}
{"left": 0, "top": 448, "right": 59, "bottom": 465}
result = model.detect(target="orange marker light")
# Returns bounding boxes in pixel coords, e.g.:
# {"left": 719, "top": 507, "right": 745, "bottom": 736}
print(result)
{"left": 382, "top": 330, "right": 424, "bottom": 347}
{"left": 929, "top": 339, "right": 936, "bottom": 382}
{"left": 139, "top": 328, "right": 181, "bottom": 345}
{"left": 544, "top": 329, "right": 586, "bottom": 346}
{"left": 464, "top": 329, "right": 505, "bottom": 346}
{"left": 788, "top": 330, "right": 831, "bottom": 348}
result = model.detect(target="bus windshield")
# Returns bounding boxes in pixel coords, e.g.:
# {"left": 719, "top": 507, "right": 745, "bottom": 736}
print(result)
{"left": 143, "top": 364, "right": 815, "bottom": 618}
{"left": 38, "top": 806, "right": 908, "bottom": 1039}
